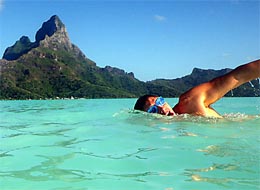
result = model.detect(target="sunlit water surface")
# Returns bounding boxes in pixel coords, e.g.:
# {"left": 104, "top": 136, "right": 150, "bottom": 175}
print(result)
{"left": 1, "top": 98, "right": 260, "bottom": 190}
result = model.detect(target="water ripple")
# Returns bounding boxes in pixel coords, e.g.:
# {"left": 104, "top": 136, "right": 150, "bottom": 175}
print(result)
{"left": 76, "top": 147, "right": 157, "bottom": 160}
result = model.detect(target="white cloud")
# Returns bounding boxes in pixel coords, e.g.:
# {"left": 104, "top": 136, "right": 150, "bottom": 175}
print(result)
{"left": 154, "top": 14, "right": 166, "bottom": 22}
{"left": 0, "top": 0, "right": 4, "bottom": 12}
{"left": 222, "top": 53, "right": 231, "bottom": 57}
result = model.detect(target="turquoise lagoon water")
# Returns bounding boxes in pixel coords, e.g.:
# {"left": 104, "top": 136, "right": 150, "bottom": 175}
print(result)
{"left": 0, "top": 97, "right": 260, "bottom": 190}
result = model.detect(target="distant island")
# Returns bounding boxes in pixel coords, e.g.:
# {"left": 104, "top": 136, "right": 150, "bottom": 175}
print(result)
{"left": 0, "top": 15, "right": 259, "bottom": 100}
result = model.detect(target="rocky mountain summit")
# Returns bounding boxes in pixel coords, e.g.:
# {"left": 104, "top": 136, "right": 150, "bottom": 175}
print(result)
{"left": 35, "top": 15, "right": 66, "bottom": 43}
{"left": 3, "top": 15, "right": 87, "bottom": 62}
{"left": 1, "top": 15, "right": 259, "bottom": 99}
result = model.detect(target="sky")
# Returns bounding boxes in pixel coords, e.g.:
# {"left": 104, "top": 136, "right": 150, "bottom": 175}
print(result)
{"left": 0, "top": 0, "right": 259, "bottom": 81}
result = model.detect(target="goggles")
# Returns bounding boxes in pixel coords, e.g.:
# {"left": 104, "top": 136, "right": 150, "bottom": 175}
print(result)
{"left": 147, "top": 97, "right": 165, "bottom": 113}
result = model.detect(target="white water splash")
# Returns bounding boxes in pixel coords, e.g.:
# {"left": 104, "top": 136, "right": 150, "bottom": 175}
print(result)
{"left": 248, "top": 81, "right": 254, "bottom": 88}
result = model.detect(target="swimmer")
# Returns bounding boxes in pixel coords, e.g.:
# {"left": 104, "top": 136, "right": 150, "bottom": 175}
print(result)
{"left": 134, "top": 59, "right": 260, "bottom": 118}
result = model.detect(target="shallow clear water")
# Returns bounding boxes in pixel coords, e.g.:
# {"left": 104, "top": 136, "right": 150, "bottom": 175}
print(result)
{"left": 1, "top": 98, "right": 260, "bottom": 190}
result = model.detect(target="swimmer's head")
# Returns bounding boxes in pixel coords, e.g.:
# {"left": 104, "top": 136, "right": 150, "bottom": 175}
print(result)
{"left": 134, "top": 95, "right": 175, "bottom": 116}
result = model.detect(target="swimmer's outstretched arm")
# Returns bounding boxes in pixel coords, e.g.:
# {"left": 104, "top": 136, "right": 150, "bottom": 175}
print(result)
{"left": 202, "top": 59, "right": 260, "bottom": 106}
{"left": 173, "top": 59, "right": 260, "bottom": 117}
